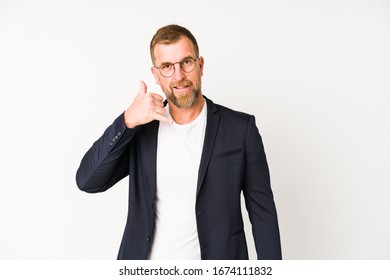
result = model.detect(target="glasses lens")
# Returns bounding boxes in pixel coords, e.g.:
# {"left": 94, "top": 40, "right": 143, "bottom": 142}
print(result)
{"left": 160, "top": 64, "right": 174, "bottom": 77}
{"left": 181, "top": 59, "right": 195, "bottom": 73}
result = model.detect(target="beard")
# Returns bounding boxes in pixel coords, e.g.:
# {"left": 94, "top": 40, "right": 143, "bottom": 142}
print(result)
{"left": 164, "top": 79, "right": 201, "bottom": 109}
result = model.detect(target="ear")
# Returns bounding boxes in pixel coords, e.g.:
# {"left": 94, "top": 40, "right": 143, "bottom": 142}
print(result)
{"left": 151, "top": 66, "right": 161, "bottom": 85}
{"left": 198, "top": 56, "right": 204, "bottom": 77}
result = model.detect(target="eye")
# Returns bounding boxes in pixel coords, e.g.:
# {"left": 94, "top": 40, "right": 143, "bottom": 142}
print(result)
{"left": 182, "top": 59, "right": 191, "bottom": 65}
{"left": 161, "top": 63, "right": 172, "bottom": 70}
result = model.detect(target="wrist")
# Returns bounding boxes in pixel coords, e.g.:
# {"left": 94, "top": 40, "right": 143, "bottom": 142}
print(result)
{"left": 123, "top": 112, "right": 137, "bottom": 129}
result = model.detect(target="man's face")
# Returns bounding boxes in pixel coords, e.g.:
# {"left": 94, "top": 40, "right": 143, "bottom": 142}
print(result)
{"left": 152, "top": 36, "right": 204, "bottom": 109}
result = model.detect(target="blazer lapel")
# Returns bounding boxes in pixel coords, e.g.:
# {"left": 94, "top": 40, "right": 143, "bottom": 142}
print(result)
{"left": 196, "top": 97, "right": 220, "bottom": 198}
{"left": 141, "top": 120, "right": 159, "bottom": 202}
{"left": 141, "top": 98, "right": 219, "bottom": 200}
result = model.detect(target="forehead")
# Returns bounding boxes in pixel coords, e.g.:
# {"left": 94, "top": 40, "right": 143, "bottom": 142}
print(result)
{"left": 153, "top": 37, "right": 196, "bottom": 65}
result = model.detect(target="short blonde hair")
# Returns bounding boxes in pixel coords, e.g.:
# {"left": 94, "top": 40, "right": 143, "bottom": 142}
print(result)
{"left": 150, "top": 24, "right": 199, "bottom": 64}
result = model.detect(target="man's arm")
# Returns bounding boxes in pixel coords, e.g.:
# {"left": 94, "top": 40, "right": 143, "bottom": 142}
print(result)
{"left": 243, "top": 115, "right": 282, "bottom": 260}
{"left": 75, "top": 114, "right": 136, "bottom": 193}
{"left": 76, "top": 81, "right": 172, "bottom": 193}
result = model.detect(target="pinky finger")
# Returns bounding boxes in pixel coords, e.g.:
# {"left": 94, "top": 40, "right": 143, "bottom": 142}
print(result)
{"left": 154, "top": 113, "right": 173, "bottom": 124}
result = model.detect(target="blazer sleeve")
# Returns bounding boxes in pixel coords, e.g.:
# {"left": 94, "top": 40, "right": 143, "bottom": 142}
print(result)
{"left": 75, "top": 113, "right": 137, "bottom": 193}
{"left": 242, "top": 115, "right": 282, "bottom": 260}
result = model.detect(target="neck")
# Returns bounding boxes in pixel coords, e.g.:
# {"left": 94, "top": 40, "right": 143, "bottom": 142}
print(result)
{"left": 168, "top": 95, "right": 205, "bottom": 125}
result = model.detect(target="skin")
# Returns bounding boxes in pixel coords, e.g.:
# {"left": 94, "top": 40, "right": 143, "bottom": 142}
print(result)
{"left": 124, "top": 36, "right": 205, "bottom": 128}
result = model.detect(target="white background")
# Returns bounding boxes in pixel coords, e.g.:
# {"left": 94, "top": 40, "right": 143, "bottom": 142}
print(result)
{"left": 0, "top": 0, "right": 389, "bottom": 260}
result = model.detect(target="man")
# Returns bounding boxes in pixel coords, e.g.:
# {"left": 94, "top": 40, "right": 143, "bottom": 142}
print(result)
{"left": 76, "top": 24, "right": 282, "bottom": 260}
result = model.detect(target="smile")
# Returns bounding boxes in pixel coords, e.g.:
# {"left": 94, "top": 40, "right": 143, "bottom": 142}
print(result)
{"left": 172, "top": 83, "right": 191, "bottom": 93}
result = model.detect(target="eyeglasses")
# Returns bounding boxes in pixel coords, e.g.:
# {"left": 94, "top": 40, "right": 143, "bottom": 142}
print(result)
{"left": 154, "top": 57, "right": 198, "bottom": 78}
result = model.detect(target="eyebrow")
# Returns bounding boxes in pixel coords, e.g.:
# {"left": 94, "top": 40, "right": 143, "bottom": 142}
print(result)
{"left": 159, "top": 55, "right": 196, "bottom": 66}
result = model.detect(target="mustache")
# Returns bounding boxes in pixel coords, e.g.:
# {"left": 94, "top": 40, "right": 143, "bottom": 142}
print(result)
{"left": 170, "top": 80, "right": 193, "bottom": 88}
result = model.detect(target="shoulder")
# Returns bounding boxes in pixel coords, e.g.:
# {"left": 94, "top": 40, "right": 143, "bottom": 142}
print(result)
{"left": 206, "top": 96, "right": 253, "bottom": 123}
{"left": 215, "top": 103, "right": 251, "bottom": 119}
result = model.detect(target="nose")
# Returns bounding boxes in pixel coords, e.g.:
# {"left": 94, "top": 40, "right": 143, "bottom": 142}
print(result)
{"left": 173, "top": 62, "right": 186, "bottom": 81}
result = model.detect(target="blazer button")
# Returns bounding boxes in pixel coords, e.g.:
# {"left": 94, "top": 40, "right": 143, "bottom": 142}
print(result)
{"left": 146, "top": 236, "right": 151, "bottom": 243}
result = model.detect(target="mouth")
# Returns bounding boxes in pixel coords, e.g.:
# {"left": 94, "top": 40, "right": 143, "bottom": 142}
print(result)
{"left": 172, "top": 83, "right": 191, "bottom": 93}
{"left": 174, "top": 85, "right": 189, "bottom": 90}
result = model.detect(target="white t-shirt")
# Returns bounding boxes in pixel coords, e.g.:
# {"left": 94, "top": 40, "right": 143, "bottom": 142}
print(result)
{"left": 149, "top": 101, "right": 207, "bottom": 260}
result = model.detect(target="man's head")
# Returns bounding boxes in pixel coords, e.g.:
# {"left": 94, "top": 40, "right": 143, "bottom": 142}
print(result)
{"left": 150, "top": 25, "right": 204, "bottom": 109}
{"left": 150, "top": 24, "right": 199, "bottom": 65}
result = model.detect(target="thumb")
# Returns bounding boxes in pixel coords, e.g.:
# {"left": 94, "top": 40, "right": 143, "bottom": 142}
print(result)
{"left": 138, "top": 80, "right": 147, "bottom": 94}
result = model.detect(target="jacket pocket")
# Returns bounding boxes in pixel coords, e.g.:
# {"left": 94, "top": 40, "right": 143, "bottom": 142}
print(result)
{"left": 213, "top": 148, "right": 242, "bottom": 159}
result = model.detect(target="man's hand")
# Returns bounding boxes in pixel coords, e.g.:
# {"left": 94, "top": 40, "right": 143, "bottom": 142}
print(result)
{"left": 124, "top": 81, "right": 173, "bottom": 128}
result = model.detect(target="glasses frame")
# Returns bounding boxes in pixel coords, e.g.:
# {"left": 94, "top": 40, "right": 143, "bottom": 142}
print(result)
{"left": 154, "top": 57, "right": 198, "bottom": 78}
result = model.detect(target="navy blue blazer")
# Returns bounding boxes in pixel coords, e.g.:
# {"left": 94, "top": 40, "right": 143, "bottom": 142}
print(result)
{"left": 76, "top": 97, "right": 282, "bottom": 260}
